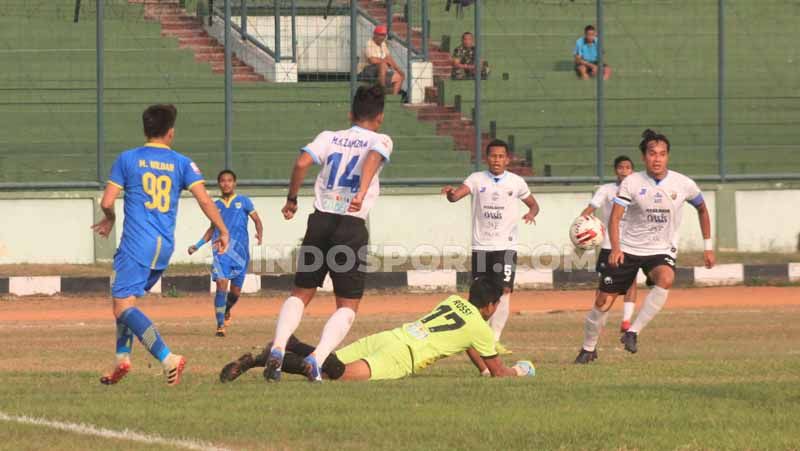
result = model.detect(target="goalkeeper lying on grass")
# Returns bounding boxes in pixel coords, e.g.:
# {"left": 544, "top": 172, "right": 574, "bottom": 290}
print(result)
{"left": 220, "top": 276, "right": 535, "bottom": 382}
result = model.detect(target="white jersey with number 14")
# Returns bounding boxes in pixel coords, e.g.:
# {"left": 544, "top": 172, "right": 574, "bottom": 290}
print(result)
{"left": 302, "top": 125, "right": 393, "bottom": 219}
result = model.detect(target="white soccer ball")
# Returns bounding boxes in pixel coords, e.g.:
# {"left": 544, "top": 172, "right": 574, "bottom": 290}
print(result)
{"left": 569, "top": 215, "right": 605, "bottom": 250}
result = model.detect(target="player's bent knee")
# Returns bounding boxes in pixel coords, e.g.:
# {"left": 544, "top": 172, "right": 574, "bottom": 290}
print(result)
{"left": 594, "top": 292, "right": 615, "bottom": 309}
{"left": 112, "top": 297, "right": 136, "bottom": 318}
{"left": 655, "top": 278, "right": 673, "bottom": 290}
{"left": 650, "top": 267, "right": 675, "bottom": 289}
{"left": 290, "top": 286, "right": 317, "bottom": 305}
{"left": 335, "top": 297, "right": 360, "bottom": 312}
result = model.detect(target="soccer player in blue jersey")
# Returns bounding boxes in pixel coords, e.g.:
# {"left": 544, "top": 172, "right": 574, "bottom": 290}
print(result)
{"left": 91, "top": 104, "right": 229, "bottom": 386}
{"left": 188, "top": 169, "right": 263, "bottom": 337}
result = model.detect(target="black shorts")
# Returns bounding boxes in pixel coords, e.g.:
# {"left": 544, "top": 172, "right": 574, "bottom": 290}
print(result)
{"left": 471, "top": 250, "right": 517, "bottom": 292}
{"left": 294, "top": 210, "right": 369, "bottom": 299}
{"left": 358, "top": 64, "right": 394, "bottom": 87}
{"left": 597, "top": 251, "right": 676, "bottom": 295}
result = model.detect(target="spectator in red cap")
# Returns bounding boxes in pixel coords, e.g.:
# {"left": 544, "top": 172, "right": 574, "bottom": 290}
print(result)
{"left": 358, "top": 24, "right": 408, "bottom": 102}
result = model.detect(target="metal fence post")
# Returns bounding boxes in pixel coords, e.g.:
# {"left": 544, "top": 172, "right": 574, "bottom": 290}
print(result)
{"left": 386, "top": 0, "right": 393, "bottom": 35}
{"left": 241, "top": 0, "right": 247, "bottom": 38}
{"left": 96, "top": 0, "right": 104, "bottom": 184}
{"left": 718, "top": 0, "right": 726, "bottom": 180}
{"left": 406, "top": 2, "right": 413, "bottom": 101}
{"left": 350, "top": 0, "right": 358, "bottom": 99}
{"left": 595, "top": 0, "right": 605, "bottom": 182}
{"left": 291, "top": 0, "right": 297, "bottom": 62}
{"left": 74, "top": 0, "right": 82, "bottom": 23}
{"left": 224, "top": 0, "right": 233, "bottom": 169}
{"left": 274, "top": 0, "right": 281, "bottom": 62}
{"left": 422, "top": 0, "right": 429, "bottom": 60}
{"left": 474, "top": 0, "right": 481, "bottom": 171}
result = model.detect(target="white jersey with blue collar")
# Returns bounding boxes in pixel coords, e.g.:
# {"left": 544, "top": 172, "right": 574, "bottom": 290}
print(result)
{"left": 302, "top": 125, "right": 393, "bottom": 219}
{"left": 463, "top": 170, "right": 532, "bottom": 251}
{"left": 613, "top": 170, "right": 703, "bottom": 258}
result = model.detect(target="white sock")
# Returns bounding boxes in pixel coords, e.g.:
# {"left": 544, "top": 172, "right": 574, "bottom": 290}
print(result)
{"left": 312, "top": 307, "right": 356, "bottom": 365}
{"left": 271, "top": 296, "right": 305, "bottom": 352}
{"left": 582, "top": 306, "right": 609, "bottom": 352}
{"left": 622, "top": 301, "right": 635, "bottom": 322}
{"left": 629, "top": 286, "right": 669, "bottom": 334}
{"left": 488, "top": 293, "right": 511, "bottom": 341}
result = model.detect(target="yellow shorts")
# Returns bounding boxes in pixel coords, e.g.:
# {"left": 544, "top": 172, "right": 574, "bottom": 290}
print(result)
{"left": 335, "top": 330, "right": 414, "bottom": 380}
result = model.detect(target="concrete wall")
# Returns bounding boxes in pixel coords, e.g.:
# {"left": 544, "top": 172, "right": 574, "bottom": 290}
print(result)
{"left": 0, "top": 184, "right": 795, "bottom": 265}
{"left": 736, "top": 190, "right": 800, "bottom": 252}
{"left": 0, "top": 198, "right": 94, "bottom": 264}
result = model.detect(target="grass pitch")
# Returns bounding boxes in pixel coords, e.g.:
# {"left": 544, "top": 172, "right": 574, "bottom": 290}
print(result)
{"left": 1, "top": 291, "right": 799, "bottom": 450}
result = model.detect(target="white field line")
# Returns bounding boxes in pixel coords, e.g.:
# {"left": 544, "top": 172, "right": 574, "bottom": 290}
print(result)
{"left": 0, "top": 411, "right": 233, "bottom": 451}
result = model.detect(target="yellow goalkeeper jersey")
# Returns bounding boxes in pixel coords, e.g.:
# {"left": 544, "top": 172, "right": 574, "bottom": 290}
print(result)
{"left": 396, "top": 295, "right": 498, "bottom": 372}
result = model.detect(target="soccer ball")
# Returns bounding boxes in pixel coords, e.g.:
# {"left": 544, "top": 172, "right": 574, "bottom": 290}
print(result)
{"left": 569, "top": 215, "right": 605, "bottom": 249}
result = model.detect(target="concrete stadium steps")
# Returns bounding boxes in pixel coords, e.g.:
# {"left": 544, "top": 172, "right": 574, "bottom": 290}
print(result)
{"left": 358, "top": 1, "right": 536, "bottom": 175}
{"left": 424, "top": 2, "right": 800, "bottom": 177}
{"left": 128, "top": 0, "right": 264, "bottom": 82}
{"left": 406, "top": 105, "right": 532, "bottom": 175}
{"left": 0, "top": 0, "right": 468, "bottom": 183}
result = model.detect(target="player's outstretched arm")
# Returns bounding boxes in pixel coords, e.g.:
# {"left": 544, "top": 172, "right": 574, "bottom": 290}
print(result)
{"left": 348, "top": 150, "right": 385, "bottom": 212}
{"left": 91, "top": 183, "right": 122, "bottom": 238}
{"left": 608, "top": 203, "right": 626, "bottom": 267}
{"left": 482, "top": 355, "right": 524, "bottom": 378}
{"left": 190, "top": 183, "right": 230, "bottom": 254}
{"left": 522, "top": 194, "right": 540, "bottom": 224}
{"left": 440, "top": 184, "right": 470, "bottom": 203}
{"left": 250, "top": 211, "right": 264, "bottom": 245}
{"left": 694, "top": 201, "right": 715, "bottom": 268}
{"left": 283, "top": 152, "right": 315, "bottom": 220}
{"left": 188, "top": 223, "right": 215, "bottom": 255}
{"left": 580, "top": 205, "right": 596, "bottom": 217}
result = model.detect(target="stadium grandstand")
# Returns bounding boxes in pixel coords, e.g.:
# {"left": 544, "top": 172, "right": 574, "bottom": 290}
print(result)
{"left": 3, "top": 0, "right": 798, "bottom": 184}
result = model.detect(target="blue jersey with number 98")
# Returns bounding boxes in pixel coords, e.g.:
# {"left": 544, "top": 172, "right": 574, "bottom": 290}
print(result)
{"left": 301, "top": 125, "right": 393, "bottom": 219}
{"left": 108, "top": 143, "right": 205, "bottom": 270}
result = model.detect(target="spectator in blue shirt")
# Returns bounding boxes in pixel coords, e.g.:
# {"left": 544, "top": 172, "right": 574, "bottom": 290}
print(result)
{"left": 574, "top": 25, "right": 611, "bottom": 81}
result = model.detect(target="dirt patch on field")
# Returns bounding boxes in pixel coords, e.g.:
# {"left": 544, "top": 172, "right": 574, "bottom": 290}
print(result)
{"left": 1, "top": 286, "right": 798, "bottom": 323}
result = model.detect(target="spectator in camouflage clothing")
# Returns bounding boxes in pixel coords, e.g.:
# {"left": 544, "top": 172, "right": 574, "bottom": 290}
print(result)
{"left": 451, "top": 32, "right": 489, "bottom": 80}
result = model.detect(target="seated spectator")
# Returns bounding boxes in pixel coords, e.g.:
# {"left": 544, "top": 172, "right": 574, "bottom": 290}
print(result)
{"left": 451, "top": 32, "right": 489, "bottom": 80}
{"left": 358, "top": 25, "right": 408, "bottom": 102}
{"left": 574, "top": 25, "right": 611, "bottom": 80}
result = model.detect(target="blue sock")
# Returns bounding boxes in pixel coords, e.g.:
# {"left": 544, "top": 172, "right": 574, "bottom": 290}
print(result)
{"left": 215, "top": 290, "right": 228, "bottom": 327}
{"left": 115, "top": 318, "right": 134, "bottom": 359}
{"left": 118, "top": 307, "right": 171, "bottom": 362}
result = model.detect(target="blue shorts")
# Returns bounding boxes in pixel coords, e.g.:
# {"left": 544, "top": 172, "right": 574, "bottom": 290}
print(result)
{"left": 211, "top": 254, "right": 248, "bottom": 288}
{"left": 112, "top": 251, "right": 164, "bottom": 299}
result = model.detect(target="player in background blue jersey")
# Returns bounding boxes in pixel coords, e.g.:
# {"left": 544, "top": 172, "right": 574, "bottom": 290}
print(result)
{"left": 91, "top": 104, "right": 229, "bottom": 386}
{"left": 188, "top": 169, "right": 263, "bottom": 337}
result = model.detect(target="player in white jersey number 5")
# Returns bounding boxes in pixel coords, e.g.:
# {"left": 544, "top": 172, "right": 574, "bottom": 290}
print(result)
{"left": 441, "top": 139, "right": 540, "bottom": 357}
{"left": 579, "top": 155, "right": 637, "bottom": 333}
{"left": 264, "top": 85, "right": 394, "bottom": 382}
{"left": 575, "top": 129, "right": 715, "bottom": 364}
